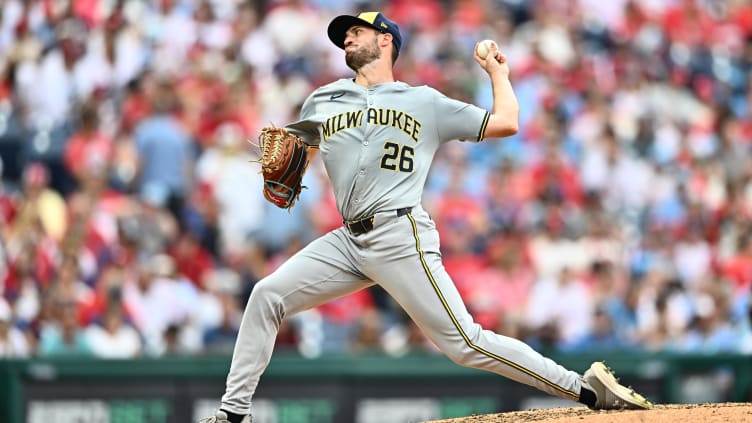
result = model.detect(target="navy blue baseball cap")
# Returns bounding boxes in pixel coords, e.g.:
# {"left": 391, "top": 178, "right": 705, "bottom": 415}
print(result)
{"left": 327, "top": 12, "right": 402, "bottom": 54}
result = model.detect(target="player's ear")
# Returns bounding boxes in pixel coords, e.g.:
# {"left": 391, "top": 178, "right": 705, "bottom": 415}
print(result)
{"left": 380, "top": 32, "right": 393, "bottom": 48}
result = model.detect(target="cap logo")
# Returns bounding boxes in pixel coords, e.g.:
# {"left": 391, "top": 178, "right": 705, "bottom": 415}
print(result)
{"left": 380, "top": 22, "right": 388, "bottom": 28}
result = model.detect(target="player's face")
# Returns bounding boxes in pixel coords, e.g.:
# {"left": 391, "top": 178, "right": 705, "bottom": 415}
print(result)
{"left": 344, "top": 26, "right": 381, "bottom": 71}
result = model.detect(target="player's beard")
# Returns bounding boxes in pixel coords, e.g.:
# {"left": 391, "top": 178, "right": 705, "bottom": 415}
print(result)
{"left": 345, "top": 37, "right": 381, "bottom": 71}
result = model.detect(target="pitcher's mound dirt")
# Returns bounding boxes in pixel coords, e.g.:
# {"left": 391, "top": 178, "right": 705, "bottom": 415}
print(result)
{"left": 428, "top": 403, "right": 752, "bottom": 423}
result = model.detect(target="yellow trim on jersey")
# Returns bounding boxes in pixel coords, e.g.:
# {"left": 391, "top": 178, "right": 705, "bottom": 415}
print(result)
{"left": 405, "top": 212, "right": 579, "bottom": 400}
{"left": 477, "top": 111, "right": 490, "bottom": 141}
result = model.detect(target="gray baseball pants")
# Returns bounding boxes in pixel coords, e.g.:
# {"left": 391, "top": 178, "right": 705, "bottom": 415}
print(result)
{"left": 220, "top": 206, "right": 584, "bottom": 415}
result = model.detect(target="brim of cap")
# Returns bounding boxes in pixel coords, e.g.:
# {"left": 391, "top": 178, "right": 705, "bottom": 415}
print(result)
{"left": 327, "top": 15, "right": 378, "bottom": 50}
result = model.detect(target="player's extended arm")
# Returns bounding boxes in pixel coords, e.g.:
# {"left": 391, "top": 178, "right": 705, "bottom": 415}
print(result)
{"left": 473, "top": 42, "right": 519, "bottom": 138}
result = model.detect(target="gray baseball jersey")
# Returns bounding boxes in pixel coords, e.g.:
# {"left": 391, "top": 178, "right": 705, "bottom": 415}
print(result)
{"left": 287, "top": 78, "right": 489, "bottom": 221}
{"left": 219, "top": 80, "right": 585, "bottom": 417}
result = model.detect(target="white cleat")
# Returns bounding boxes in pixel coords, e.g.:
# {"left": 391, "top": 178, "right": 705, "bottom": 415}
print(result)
{"left": 582, "top": 361, "right": 654, "bottom": 410}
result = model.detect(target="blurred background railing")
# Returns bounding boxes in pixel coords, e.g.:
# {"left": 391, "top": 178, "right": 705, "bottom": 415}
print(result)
{"left": 1, "top": 352, "right": 750, "bottom": 423}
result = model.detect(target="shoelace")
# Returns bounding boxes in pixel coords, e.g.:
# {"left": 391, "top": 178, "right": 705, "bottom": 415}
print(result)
{"left": 261, "top": 130, "right": 286, "bottom": 172}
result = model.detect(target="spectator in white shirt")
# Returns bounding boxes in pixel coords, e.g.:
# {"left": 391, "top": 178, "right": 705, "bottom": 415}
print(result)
{"left": 85, "top": 305, "right": 142, "bottom": 358}
{"left": 196, "top": 122, "right": 265, "bottom": 256}
{"left": 123, "top": 254, "right": 200, "bottom": 355}
{"left": 0, "top": 297, "right": 30, "bottom": 357}
{"left": 524, "top": 267, "right": 594, "bottom": 348}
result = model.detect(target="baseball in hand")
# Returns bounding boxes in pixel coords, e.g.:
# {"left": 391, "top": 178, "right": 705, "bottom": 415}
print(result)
{"left": 476, "top": 39, "right": 497, "bottom": 59}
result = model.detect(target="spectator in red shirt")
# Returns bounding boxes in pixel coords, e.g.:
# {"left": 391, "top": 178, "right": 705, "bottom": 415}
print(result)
{"left": 120, "top": 75, "right": 153, "bottom": 135}
{"left": 529, "top": 142, "right": 583, "bottom": 206}
{"left": 77, "top": 265, "right": 132, "bottom": 327}
{"left": 721, "top": 233, "right": 752, "bottom": 296}
{"left": 63, "top": 100, "right": 115, "bottom": 187}
{"left": 463, "top": 231, "right": 534, "bottom": 333}
{"left": 169, "top": 231, "right": 215, "bottom": 290}
{"left": 0, "top": 159, "right": 17, "bottom": 229}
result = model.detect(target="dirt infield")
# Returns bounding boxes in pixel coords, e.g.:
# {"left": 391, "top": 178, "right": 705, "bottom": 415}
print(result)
{"left": 427, "top": 403, "right": 752, "bottom": 423}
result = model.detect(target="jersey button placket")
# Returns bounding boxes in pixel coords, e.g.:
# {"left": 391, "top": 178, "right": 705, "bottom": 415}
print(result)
{"left": 353, "top": 89, "right": 375, "bottom": 207}
{"left": 362, "top": 90, "right": 370, "bottom": 174}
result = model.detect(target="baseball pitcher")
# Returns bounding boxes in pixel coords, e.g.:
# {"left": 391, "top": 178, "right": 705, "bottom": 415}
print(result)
{"left": 200, "top": 11, "right": 653, "bottom": 423}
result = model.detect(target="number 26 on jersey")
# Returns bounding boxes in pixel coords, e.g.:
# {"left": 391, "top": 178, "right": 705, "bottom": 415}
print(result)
{"left": 380, "top": 141, "right": 414, "bottom": 173}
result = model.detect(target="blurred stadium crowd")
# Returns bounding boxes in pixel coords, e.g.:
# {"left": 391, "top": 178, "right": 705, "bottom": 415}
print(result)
{"left": 1, "top": 0, "right": 752, "bottom": 359}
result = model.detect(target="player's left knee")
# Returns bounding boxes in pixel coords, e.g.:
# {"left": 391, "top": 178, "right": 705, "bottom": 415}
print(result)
{"left": 248, "top": 279, "right": 286, "bottom": 323}
{"left": 439, "top": 326, "right": 485, "bottom": 367}
{"left": 444, "top": 346, "right": 478, "bottom": 367}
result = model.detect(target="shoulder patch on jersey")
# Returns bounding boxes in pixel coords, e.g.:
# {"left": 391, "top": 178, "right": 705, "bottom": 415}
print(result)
{"left": 330, "top": 92, "right": 345, "bottom": 100}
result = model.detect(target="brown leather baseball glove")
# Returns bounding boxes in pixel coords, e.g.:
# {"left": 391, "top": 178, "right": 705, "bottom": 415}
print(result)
{"left": 256, "top": 125, "right": 310, "bottom": 209}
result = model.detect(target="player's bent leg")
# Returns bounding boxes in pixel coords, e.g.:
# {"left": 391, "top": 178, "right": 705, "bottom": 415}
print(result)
{"left": 366, "top": 208, "right": 583, "bottom": 403}
{"left": 219, "top": 229, "right": 372, "bottom": 417}
{"left": 376, "top": 250, "right": 583, "bottom": 402}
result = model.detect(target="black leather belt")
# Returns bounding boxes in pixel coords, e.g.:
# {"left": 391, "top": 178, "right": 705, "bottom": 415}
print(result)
{"left": 345, "top": 207, "right": 412, "bottom": 236}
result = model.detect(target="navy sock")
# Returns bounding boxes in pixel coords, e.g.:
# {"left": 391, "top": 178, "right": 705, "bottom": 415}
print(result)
{"left": 220, "top": 409, "right": 246, "bottom": 423}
